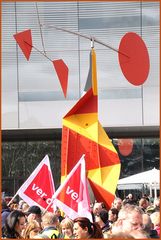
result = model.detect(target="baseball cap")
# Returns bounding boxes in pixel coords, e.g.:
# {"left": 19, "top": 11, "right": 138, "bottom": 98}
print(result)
{"left": 27, "top": 205, "right": 41, "bottom": 215}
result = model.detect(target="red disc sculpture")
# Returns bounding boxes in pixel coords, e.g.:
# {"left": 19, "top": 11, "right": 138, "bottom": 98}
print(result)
{"left": 118, "top": 32, "right": 150, "bottom": 86}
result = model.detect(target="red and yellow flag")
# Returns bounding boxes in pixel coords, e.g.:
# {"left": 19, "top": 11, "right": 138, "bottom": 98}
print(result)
{"left": 61, "top": 49, "right": 120, "bottom": 209}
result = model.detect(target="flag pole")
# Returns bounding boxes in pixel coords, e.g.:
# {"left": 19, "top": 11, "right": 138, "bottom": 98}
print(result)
{"left": 42, "top": 196, "right": 56, "bottom": 215}
{"left": 7, "top": 192, "right": 18, "bottom": 206}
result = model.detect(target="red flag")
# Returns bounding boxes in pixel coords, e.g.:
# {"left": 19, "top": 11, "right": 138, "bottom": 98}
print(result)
{"left": 53, "top": 59, "right": 68, "bottom": 98}
{"left": 13, "top": 29, "right": 32, "bottom": 60}
{"left": 17, "top": 155, "right": 55, "bottom": 212}
{"left": 52, "top": 155, "right": 92, "bottom": 221}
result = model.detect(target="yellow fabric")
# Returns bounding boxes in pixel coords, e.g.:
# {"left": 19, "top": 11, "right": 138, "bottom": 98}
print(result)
{"left": 87, "top": 164, "right": 121, "bottom": 194}
{"left": 63, "top": 114, "right": 117, "bottom": 153}
{"left": 92, "top": 48, "right": 98, "bottom": 96}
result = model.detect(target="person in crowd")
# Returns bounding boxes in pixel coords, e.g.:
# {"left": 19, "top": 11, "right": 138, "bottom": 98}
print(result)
{"left": 2, "top": 210, "right": 26, "bottom": 238}
{"left": 92, "top": 202, "right": 106, "bottom": 219}
{"left": 60, "top": 217, "right": 74, "bottom": 238}
{"left": 21, "top": 202, "right": 30, "bottom": 213}
{"left": 26, "top": 205, "right": 42, "bottom": 224}
{"left": 55, "top": 208, "right": 64, "bottom": 223}
{"left": 22, "top": 219, "right": 42, "bottom": 238}
{"left": 139, "top": 197, "right": 149, "bottom": 213}
{"left": 146, "top": 205, "right": 156, "bottom": 215}
{"left": 142, "top": 194, "right": 150, "bottom": 202}
{"left": 10, "top": 199, "right": 19, "bottom": 209}
{"left": 123, "top": 193, "right": 136, "bottom": 205}
{"left": 89, "top": 203, "right": 95, "bottom": 222}
{"left": 95, "top": 209, "right": 110, "bottom": 237}
{"left": 109, "top": 229, "right": 148, "bottom": 239}
{"left": 142, "top": 213, "right": 159, "bottom": 238}
{"left": 113, "top": 197, "right": 123, "bottom": 211}
{"left": 73, "top": 217, "right": 103, "bottom": 238}
{"left": 9, "top": 202, "right": 17, "bottom": 211}
{"left": 150, "top": 211, "right": 160, "bottom": 236}
{"left": 130, "top": 229, "right": 150, "bottom": 238}
{"left": 109, "top": 232, "right": 135, "bottom": 238}
{"left": 111, "top": 204, "right": 144, "bottom": 235}
{"left": 34, "top": 212, "right": 61, "bottom": 238}
{"left": 2, "top": 200, "right": 11, "bottom": 227}
{"left": 108, "top": 208, "right": 119, "bottom": 226}
{"left": 18, "top": 200, "right": 25, "bottom": 210}
{"left": 153, "top": 197, "right": 160, "bottom": 212}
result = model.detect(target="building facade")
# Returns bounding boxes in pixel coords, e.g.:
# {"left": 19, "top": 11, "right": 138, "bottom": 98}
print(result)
{"left": 2, "top": 1, "right": 159, "bottom": 198}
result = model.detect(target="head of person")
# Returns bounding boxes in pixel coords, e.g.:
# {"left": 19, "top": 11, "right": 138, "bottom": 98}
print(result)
{"left": 73, "top": 217, "right": 103, "bottom": 239}
{"left": 112, "top": 204, "right": 144, "bottom": 234}
{"left": 22, "top": 220, "right": 42, "bottom": 238}
{"left": 139, "top": 198, "right": 149, "bottom": 210}
{"left": 95, "top": 209, "right": 109, "bottom": 228}
{"left": 60, "top": 218, "right": 74, "bottom": 238}
{"left": 128, "top": 193, "right": 133, "bottom": 199}
{"left": 26, "top": 205, "right": 42, "bottom": 223}
{"left": 142, "top": 194, "right": 150, "bottom": 201}
{"left": 2, "top": 200, "right": 9, "bottom": 210}
{"left": 142, "top": 213, "right": 153, "bottom": 234}
{"left": 41, "top": 212, "right": 59, "bottom": 229}
{"left": 21, "top": 202, "right": 30, "bottom": 213}
{"left": 4, "top": 210, "right": 26, "bottom": 237}
{"left": 18, "top": 200, "right": 25, "bottom": 210}
{"left": 108, "top": 208, "right": 119, "bottom": 223}
{"left": 55, "top": 208, "right": 61, "bottom": 217}
{"left": 153, "top": 198, "right": 160, "bottom": 209}
{"left": 113, "top": 197, "right": 123, "bottom": 211}
{"left": 92, "top": 202, "right": 104, "bottom": 216}
{"left": 150, "top": 211, "right": 160, "bottom": 228}
{"left": 110, "top": 229, "right": 148, "bottom": 239}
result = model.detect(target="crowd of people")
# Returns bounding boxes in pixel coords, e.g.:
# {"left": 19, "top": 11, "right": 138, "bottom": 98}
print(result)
{"left": 1, "top": 194, "right": 160, "bottom": 238}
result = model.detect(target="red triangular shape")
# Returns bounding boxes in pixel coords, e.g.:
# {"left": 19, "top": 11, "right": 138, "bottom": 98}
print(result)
{"left": 64, "top": 88, "right": 97, "bottom": 118}
{"left": 88, "top": 179, "right": 115, "bottom": 210}
{"left": 13, "top": 29, "right": 32, "bottom": 60}
{"left": 53, "top": 59, "right": 68, "bottom": 98}
{"left": 24, "top": 164, "right": 55, "bottom": 212}
{"left": 56, "top": 165, "right": 82, "bottom": 212}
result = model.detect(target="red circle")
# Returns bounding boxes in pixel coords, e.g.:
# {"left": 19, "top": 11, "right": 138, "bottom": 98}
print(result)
{"left": 118, "top": 139, "right": 134, "bottom": 156}
{"left": 118, "top": 32, "right": 150, "bottom": 86}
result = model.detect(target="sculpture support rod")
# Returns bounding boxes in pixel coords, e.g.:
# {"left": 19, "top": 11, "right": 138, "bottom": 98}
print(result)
{"left": 24, "top": 41, "right": 53, "bottom": 62}
{"left": 41, "top": 24, "right": 129, "bottom": 58}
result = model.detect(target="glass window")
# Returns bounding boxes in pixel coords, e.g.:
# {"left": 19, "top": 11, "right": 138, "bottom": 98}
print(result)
{"left": 2, "top": 137, "right": 159, "bottom": 197}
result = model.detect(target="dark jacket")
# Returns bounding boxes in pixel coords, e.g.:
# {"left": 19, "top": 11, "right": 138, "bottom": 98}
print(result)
{"left": 149, "top": 229, "right": 159, "bottom": 238}
{"left": 1, "top": 208, "right": 11, "bottom": 227}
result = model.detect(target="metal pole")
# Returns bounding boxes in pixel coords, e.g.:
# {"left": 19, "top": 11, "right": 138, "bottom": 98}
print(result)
{"left": 154, "top": 182, "right": 157, "bottom": 200}
{"left": 24, "top": 41, "right": 53, "bottom": 62}
{"left": 40, "top": 24, "right": 129, "bottom": 58}
{"left": 149, "top": 184, "right": 152, "bottom": 198}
